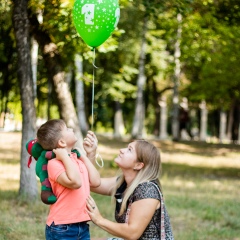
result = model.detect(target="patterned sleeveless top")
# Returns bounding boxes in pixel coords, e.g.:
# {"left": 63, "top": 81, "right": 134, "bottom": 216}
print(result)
{"left": 115, "top": 181, "right": 162, "bottom": 239}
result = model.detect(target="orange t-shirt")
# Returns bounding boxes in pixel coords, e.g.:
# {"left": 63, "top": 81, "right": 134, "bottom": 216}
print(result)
{"left": 46, "top": 152, "right": 90, "bottom": 226}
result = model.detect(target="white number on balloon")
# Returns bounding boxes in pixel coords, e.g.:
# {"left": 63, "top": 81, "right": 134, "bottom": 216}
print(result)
{"left": 81, "top": 4, "right": 95, "bottom": 25}
{"left": 114, "top": 8, "right": 120, "bottom": 27}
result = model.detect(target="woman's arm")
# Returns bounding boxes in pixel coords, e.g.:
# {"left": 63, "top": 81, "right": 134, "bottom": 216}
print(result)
{"left": 91, "top": 177, "right": 117, "bottom": 196}
{"left": 86, "top": 195, "right": 160, "bottom": 240}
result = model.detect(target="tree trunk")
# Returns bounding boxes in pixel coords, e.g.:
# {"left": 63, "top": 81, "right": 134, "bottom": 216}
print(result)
{"left": 12, "top": 0, "right": 38, "bottom": 200}
{"left": 131, "top": 16, "right": 148, "bottom": 139}
{"left": 232, "top": 101, "right": 240, "bottom": 143}
{"left": 31, "top": 38, "right": 38, "bottom": 99}
{"left": 219, "top": 110, "right": 227, "bottom": 143}
{"left": 152, "top": 80, "right": 172, "bottom": 137}
{"left": 47, "top": 76, "right": 52, "bottom": 120}
{"left": 28, "top": 10, "right": 83, "bottom": 149}
{"left": 199, "top": 100, "right": 208, "bottom": 141}
{"left": 226, "top": 101, "right": 235, "bottom": 141}
{"left": 114, "top": 101, "right": 125, "bottom": 138}
{"left": 51, "top": 60, "right": 83, "bottom": 149}
{"left": 171, "top": 13, "right": 182, "bottom": 141}
{"left": 30, "top": 10, "right": 42, "bottom": 100}
{"left": 159, "top": 97, "right": 168, "bottom": 140}
{"left": 152, "top": 80, "right": 160, "bottom": 136}
{"left": 75, "top": 54, "right": 89, "bottom": 135}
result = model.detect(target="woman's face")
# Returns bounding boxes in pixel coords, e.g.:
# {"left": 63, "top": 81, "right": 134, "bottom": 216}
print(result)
{"left": 114, "top": 142, "right": 138, "bottom": 169}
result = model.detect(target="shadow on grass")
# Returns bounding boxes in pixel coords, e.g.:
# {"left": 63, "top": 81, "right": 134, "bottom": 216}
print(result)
{"left": 99, "top": 159, "right": 240, "bottom": 180}
{"left": 162, "top": 162, "right": 240, "bottom": 179}
{"left": 0, "top": 189, "right": 18, "bottom": 200}
{"left": 152, "top": 140, "right": 240, "bottom": 158}
{"left": 98, "top": 134, "right": 240, "bottom": 158}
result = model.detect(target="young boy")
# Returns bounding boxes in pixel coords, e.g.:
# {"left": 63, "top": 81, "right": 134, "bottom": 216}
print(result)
{"left": 37, "top": 119, "right": 100, "bottom": 240}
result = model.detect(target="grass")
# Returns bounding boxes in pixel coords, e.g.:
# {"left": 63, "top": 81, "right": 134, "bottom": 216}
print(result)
{"left": 0, "top": 132, "right": 240, "bottom": 239}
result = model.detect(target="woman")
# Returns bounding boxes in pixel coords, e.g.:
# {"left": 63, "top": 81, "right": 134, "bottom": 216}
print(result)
{"left": 84, "top": 133, "right": 173, "bottom": 240}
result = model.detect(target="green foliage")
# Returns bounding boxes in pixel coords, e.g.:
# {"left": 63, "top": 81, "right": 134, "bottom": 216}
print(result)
{"left": 1, "top": 0, "right": 240, "bottom": 135}
{"left": 0, "top": 0, "right": 18, "bottom": 116}
{"left": 179, "top": 0, "right": 240, "bottom": 111}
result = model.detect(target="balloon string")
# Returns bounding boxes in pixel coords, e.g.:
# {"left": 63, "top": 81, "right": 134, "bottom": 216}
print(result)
{"left": 91, "top": 48, "right": 104, "bottom": 168}
{"left": 95, "top": 152, "right": 104, "bottom": 168}
{"left": 91, "top": 48, "right": 98, "bottom": 130}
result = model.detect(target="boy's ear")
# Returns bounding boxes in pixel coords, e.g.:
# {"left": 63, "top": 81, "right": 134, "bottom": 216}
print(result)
{"left": 58, "top": 138, "right": 67, "bottom": 148}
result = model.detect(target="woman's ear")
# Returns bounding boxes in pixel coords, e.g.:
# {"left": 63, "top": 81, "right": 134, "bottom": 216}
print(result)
{"left": 134, "top": 162, "right": 144, "bottom": 171}
{"left": 57, "top": 138, "right": 67, "bottom": 148}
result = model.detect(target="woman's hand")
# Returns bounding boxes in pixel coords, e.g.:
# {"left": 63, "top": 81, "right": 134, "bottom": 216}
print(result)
{"left": 83, "top": 131, "right": 98, "bottom": 161}
{"left": 86, "top": 195, "right": 103, "bottom": 225}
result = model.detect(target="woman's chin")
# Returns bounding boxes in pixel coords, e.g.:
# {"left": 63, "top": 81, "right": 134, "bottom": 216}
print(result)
{"left": 114, "top": 157, "right": 120, "bottom": 165}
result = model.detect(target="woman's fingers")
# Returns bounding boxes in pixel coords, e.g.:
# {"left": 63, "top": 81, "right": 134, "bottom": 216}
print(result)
{"left": 86, "top": 196, "right": 96, "bottom": 210}
{"left": 86, "top": 196, "right": 103, "bottom": 225}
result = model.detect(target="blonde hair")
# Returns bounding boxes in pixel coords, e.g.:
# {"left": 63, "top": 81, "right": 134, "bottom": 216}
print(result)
{"left": 114, "top": 140, "right": 161, "bottom": 215}
{"left": 37, "top": 119, "right": 65, "bottom": 150}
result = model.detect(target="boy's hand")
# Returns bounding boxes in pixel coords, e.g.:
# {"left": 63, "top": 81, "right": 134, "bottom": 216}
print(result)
{"left": 83, "top": 131, "right": 98, "bottom": 154}
{"left": 53, "top": 148, "right": 69, "bottom": 161}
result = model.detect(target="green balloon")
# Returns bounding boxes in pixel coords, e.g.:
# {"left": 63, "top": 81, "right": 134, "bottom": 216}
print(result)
{"left": 73, "top": 0, "right": 120, "bottom": 48}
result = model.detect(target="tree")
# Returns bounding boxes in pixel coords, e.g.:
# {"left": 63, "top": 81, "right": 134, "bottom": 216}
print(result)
{"left": 75, "top": 54, "right": 89, "bottom": 135}
{"left": 171, "top": 13, "right": 182, "bottom": 141}
{"left": 0, "top": 0, "right": 19, "bottom": 128}
{"left": 131, "top": 16, "right": 148, "bottom": 139}
{"left": 3, "top": 0, "right": 240, "bottom": 143}
{"left": 28, "top": 4, "right": 83, "bottom": 148}
{"left": 12, "top": 0, "right": 38, "bottom": 200}
{"left": 181, "top": 0, "right": 240, "bottom": 141}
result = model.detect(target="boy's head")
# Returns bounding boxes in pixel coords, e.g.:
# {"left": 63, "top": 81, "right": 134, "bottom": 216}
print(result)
{"left": 37, "top": 119, "right": 66, "bottom": 150}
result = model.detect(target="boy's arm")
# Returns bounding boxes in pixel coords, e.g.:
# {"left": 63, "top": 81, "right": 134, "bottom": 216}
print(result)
{"left": 54, "top": 148, "right": 82, "bottom": 189}
{"left": 80, "top": 154, "right": 101, "bottom": 188}
{"left": 82, "top": 131, "right": 101, "bottom": 187}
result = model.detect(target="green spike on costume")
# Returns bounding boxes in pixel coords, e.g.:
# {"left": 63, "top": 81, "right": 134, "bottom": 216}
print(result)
{"left": 26, "top": 139, "right": 81, "bottom": 204}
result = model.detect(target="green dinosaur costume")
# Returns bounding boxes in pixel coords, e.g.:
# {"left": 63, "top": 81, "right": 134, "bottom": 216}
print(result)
{"left": 26, "top": 139, "right": 80, "bottom": 204}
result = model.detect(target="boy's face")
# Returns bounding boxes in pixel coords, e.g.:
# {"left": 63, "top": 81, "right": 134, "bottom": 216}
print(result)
{"left": 60, "top": 125, "right": 78, "bottom": 148}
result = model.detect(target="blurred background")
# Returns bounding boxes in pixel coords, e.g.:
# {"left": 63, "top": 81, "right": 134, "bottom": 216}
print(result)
{"left": 0, "top": 0, "right": 240, "bottom": 239}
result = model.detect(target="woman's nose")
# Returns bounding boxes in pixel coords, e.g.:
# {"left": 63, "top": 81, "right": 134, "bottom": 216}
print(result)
{"left": 120, "top": 147, "right": 127, "bottom": 154}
